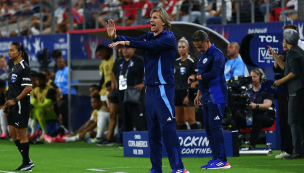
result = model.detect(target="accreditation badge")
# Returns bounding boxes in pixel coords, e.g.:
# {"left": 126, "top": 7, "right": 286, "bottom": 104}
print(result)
{"left": 119, "top": 75, "right": 127, "bottom": 90}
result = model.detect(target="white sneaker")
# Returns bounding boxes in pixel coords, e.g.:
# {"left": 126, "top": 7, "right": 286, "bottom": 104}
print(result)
{"left": 275, "top": 151, "right": 290, "bottom": 158}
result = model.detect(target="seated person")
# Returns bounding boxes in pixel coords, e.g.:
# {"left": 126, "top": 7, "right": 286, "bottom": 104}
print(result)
{"left": 31, "top": 73, "right": 57, "bottom": 141}
{"left": 46, "top": 94, "right": 112, "bottom": 143}
{"left": 89, "top": 84, "right": 99, "bottom": 97}
{"left": 235, "top": 68, "right": 275, "bottom": 149}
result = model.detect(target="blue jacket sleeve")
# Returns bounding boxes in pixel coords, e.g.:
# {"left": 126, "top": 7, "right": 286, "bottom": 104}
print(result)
{"left": 199, "top": 50, "right": 225, "bottom": 81}
{"left": 115, "top": 34, "right": 147, "bottom": 42}
{"left": 129, "top": 36, "right": 176, "bottom": 50}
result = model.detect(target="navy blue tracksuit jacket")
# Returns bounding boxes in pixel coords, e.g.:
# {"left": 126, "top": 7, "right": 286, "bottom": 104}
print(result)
{"left": 115, "top": 29, "right": 184, "bottom": 172}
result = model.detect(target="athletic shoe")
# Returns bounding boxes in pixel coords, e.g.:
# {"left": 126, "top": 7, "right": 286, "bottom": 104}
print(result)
{"left": 53, "top": 137, "right": 66, "bottom": 143}
{"left": 205, "top": 159, "right": 231, "bottom": 169}
{"left": 29, "top": 134, "right": 37, "bottom": 141}
{"left": 96, "top": 139, "right": 114, "bottom": 146}
{"left": 0, "top": 133, "right": 7, "bottom": 138}
{"left": 29, "top": 159, "right": 35, "bottom": 168}
{"left": 275, "top": 151, "right": 290, "bottom": 158}
{"left": 171, "top": 168, "right": 189, "bottom": 173}
{"left": 284, "top": 154, "right": 304, "bottom": 159}
{"left": 87, "top": 138, "right": 100, "bottom": 143}
{"left": 201, "top": 159, "right": 216, "bottom": 169}
{"left": 43, "top": 134, "right": 54, "bottom": 143}
{"left": 150, "top": 169, "right": 162, "bottom": 173}
{"left": 15, "top": 163, "right": 33, "bottom": 171}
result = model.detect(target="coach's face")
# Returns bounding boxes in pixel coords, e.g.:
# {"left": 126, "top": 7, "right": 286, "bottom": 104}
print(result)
{"left": 193, "top": 39, "right": 209, "bottom": 54}
{"left": 150, "top": 12, "right": 164, "bottom": 34}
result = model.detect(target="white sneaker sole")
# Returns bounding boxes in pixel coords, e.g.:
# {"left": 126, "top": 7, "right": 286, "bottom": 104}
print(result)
{"left": 207, "top": 165, "right": 231, "bottom": 169}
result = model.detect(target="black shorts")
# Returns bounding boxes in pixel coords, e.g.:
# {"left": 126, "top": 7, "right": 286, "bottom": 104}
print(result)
{"left": 110, "top": 88, "right": 119, "bottom": 105}
{"left": 7, "top": 100, "right": 31, "bottom": 128}
{"left": 174, "top": 89, "right": 194, "bottom": 107}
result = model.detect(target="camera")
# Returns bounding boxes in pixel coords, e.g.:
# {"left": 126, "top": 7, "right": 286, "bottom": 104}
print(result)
{"left": 222, "top": 76, "right": 252, "bottom": 130}
{"left": 37, "top": 48, "right": 52, "bottom": 71}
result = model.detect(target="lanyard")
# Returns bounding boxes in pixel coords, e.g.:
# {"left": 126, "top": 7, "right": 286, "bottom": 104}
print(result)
{"left": 249, "top": 86, "right": 261, "bottom": 103}
{"left": 120, "top": 59, "right": 132, "bottom": 77}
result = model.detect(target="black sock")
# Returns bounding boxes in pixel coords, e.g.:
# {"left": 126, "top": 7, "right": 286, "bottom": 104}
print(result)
{"left": 14, "top": 140, "right": 22, "bottom": 154}
{"left": 190, "top": 123, "right": 199, "bottom": 129}
{"left": 177, "top": 124, "right": 188, "bottom": 130}
{"left": 19, "top": 142, "right": 30, "bottom": 164}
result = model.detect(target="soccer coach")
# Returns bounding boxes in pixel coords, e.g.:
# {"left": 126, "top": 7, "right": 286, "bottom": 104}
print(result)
{"left": 107, "top": 7, "right": 189, "bottom": 173}
{"left": 188, "top": 30, "right": 231, "bottom": 169}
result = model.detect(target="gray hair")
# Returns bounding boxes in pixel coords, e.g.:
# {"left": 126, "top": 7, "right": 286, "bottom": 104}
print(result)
{"left": 283, "top": 29, "right": 299, "bottom": 45}
{"left": 178, "top": 37, "right": 189, "bottom": 47}
{"left": 150, "top": 7, "right": 171, "bottom": 31}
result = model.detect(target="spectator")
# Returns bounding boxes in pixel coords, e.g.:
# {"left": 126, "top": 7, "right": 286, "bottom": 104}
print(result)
{"left": 31, "top": 73, "right": 57, "bottom": 141}
{"left": 272, "top": 29, "right": 304, "bottom": 159}
{"left": 116, "top": 0, "right": 136, "bottom": 26}
{"left": 0, "top": 80, "right": 8, "bottom": 139}
{"left": 54, "top": 57, "right": 77, "bottom": 131}
{"left": 231, "top": 0, "right": 251, "bottom": 23}
{"left": 207, "top": 0, "right": 232, "bottom": 25}
{"left": 0, "top": 56, "right": 9, "bottom": 81}
{"left": 259, "top": 0, "right": 280, "bottom": 16}
{"left": 179, "top": 0, "right": 207, "bottom": 24}
{"left": 224, "top": 42, "right": 248, "bottom": 80}
{"left": 236, "top": 68, "right": 275, "bottom": 150}
{"left": 131, "top": 0, "right": 154, "bottom": 26}
{"left": 81, "top": 0, "right": 104, "bottom": 29}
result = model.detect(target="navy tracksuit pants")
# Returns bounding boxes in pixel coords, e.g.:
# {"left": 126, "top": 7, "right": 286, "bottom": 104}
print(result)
{"left": 203, "top": 103, "right": 227, "bottom": 161}
{"left": 146, "top": 85, "right": 184, "bottom": 172}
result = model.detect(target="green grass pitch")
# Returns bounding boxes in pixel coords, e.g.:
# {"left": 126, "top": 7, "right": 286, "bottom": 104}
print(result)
{"left": 0, "top": 140, "right": 303, "bottom": 173}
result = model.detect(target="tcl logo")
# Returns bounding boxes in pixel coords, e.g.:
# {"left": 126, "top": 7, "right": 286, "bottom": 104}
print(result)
{"left": 259, "top": 35, "right": 279, "bottom": 43}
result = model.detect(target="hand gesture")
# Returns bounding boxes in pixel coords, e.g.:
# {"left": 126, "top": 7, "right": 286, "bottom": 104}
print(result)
{"left": 106, "top": 19, "right": 116, "bottom": 40}
{"left": 108, "top": 41, "right": 126, "bottom": 50}
{"left": 267, "top": 46, "right": 275, "bottom": 57}
{"left": 273, "top": 79, "right": 283, "bottom": 87}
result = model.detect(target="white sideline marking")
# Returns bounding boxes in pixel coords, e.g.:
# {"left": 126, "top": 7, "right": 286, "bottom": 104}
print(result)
{"left": 0, "top": 170, "right": 16, "bottom": 173}
{"left": 87, "top": 169, "right": 106, "bottom": 171}
{"left": 65, "top": 149, "right": 115, "bottom": 151}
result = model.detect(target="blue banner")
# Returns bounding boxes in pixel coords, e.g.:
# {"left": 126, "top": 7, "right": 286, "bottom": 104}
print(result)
{"left": 123, "top": 131, "right": 238, "bottom": 157}
{"left": 0, "top": 34, "right": 67, "bottom": 61}
{"left": 208, "top": 20, "right": 304, "bottom": 43}
{"left": 70, "top": 33, "right": 112, "bottom": 59}
{"left": 250, "top": 33, "right": 283, "bottom": 67}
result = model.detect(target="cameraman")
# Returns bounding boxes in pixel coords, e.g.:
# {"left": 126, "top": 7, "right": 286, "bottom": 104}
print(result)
{"left": 236, "top": 68, "right": 274, "bottom": 150}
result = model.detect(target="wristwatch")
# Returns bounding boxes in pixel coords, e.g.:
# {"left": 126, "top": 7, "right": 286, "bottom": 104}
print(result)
{"left": 13, "top": 98, "right": 18, "bottom": 102}
{"left": 256, "top": 104, "right": 259, "bottom": 109}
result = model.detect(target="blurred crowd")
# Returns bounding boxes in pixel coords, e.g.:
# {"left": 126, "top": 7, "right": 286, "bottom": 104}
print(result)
{"left": 0, "top": 0, "right": 300, "bottom": 37}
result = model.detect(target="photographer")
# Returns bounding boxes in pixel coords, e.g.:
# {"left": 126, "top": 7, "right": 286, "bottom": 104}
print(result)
{"left": 236, "top": 68, "right": 274, "bottom": 150}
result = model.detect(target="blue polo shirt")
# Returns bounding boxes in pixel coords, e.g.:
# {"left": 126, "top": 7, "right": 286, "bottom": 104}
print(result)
{"left": 198, "top": 44, "right": 228, "bottom": 104}
{"left": 224, "top": 55, "right": 246, "bottom": 80}
{"left": 54, "top": 66, "right": 77, "bottom": 95}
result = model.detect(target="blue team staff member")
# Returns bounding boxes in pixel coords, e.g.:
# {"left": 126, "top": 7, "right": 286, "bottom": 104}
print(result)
{"left": 188, "top": 30, "right": 231, "bottom": 169}
{"left": 224, "top": 42, "right": 248, "bottom": 81}
{"left": 107, "top": 7, "right": 189, "bottom": 173}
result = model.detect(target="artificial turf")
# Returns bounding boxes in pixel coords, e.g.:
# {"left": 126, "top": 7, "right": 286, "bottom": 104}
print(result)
{"left": 0, "top": 140, "right": 303, "bottom": 173}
